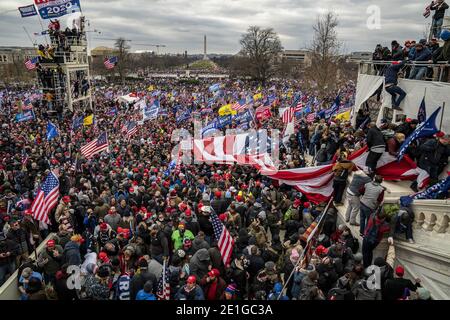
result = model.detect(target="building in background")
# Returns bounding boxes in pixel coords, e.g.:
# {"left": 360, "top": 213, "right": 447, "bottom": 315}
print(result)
{"left": 0, "top": 46, "right": 38, "bottom": 84}
{"left": 281, "top": 49, "right": 313, "bottom": 66}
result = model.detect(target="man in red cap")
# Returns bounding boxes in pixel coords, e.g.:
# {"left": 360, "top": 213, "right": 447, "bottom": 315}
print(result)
{"left": 182, "top": 209, "right": 200, "bottom": 236}
{"left": 55, "top": 195, "right": 71, "bottom": 222}
{"left": 175, "top": 275, "right": 205, "bottom": 300}
{"left": 383, "top": 265, "right": 421, "bottom": 300}
{"left": 199, "top": 268, "right": 227, "bottom": 300}
{"left": 211, "top": 190, "right": 227, "bottom": 217}
{"left": 37, "top": 239, "right": 63, "bottom": 284}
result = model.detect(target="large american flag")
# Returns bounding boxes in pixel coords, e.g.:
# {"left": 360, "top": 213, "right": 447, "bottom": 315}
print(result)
{"left": 211, "top": 211, "right": 235, "bottom": 267}
{"left": 156, "top": 260, "right": 171, "bottom": 300}
{"left": 126, "top": 121, "right": 138, "bottom": 139}
{"left": 80, "top": 132, "right": 109, "bottom": 159}
{"left": 30, "top": 171, "right": 59, "bottom": 224}
{"left": 25, "top": 57, "right": 39, "bottom": 70}
{"left": 104, "top": 56, "right": 118, "bottom": 69}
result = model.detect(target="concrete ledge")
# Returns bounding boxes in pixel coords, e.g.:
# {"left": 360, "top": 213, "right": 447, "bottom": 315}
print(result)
{"left": 0, "top": 233, "right": 56, "bottom": 300}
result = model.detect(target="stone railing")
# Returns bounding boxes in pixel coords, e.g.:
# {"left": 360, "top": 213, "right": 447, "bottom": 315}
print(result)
{"left": 411, "top": 199, "right": 450, "bottom": 235}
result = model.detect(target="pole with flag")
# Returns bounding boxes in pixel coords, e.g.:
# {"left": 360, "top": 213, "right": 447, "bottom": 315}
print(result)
{"left": 417, "top": 91, "right": 427, "bottom": 123}
{"left": 30, "top": 170, "right": 60, "bottom": 225}
{"left": 157, "top": 259, "right": 171, "bottom": 300}
{"left": 397, "top": 106, "right": 442, "bottom": 161}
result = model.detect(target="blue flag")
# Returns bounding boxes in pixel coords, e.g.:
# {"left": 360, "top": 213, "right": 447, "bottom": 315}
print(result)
{"left": 176, "top": 110, "right": 191, "bottom": 124}
{"left": 15, "top": 110, "right": 35, "bottom": 122}
{"left": 325, "top": 95, "right": 340, "bottom": 119}
{"left": 72, "top": 115, "right": 84, "bottom": 131}
{"left": 400, "top": 175, "right": 450, "bottom": 206}
{"left": 209, "top": 83, "right": 221, "bottom": 92}
{"left": 46, "top": 122, "right": 59, "bottom": 141}
{"left": 417, "top": 96, "right": 426, "bottom": 123}
{"left": 397, "top": 106, "right": 441, "bottom": 161}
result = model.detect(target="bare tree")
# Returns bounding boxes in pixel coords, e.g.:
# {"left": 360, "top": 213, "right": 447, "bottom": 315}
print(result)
{"left": 114, "top": 38, "right": 130, "bottom": 83}
{"left": 239, "top": 26, "right": 283, "bottom": 83}
{"left": 306, "top": 12, "right": 342, "bottom": 96}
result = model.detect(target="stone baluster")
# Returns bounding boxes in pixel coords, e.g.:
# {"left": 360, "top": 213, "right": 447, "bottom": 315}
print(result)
{"left": 421, "top": 213, "right": 436, "bottom": 232}
{"left": 433, "top": 214, "right": 449, "bottom": 234}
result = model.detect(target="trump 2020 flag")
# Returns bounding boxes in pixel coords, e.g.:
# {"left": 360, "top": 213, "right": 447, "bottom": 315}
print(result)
{"left": 209, "top": 83, "right": 221, "bottom": 92}
{"left": 46, "top": 121, "right": 59, "bottom": 141}
{"left": 400, "top": 175, "right": 450, "bottom": 207}
{"left": 397, "top": 106, "right": 441, "bottom": 161}
{"left": 418, "top": 96, "right": 426, "bottom": 123}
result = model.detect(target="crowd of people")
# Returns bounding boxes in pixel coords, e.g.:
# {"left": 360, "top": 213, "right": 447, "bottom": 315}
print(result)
{"left": 0, "top": 76, "right": 446, "bottom": 301}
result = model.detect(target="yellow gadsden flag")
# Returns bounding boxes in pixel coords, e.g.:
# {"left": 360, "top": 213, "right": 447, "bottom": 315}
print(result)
{"left": 335, "top": 109, "right": 351, "bottom": 121}
{"left": 253, "top": 92, "right": 263, "bottom": 101}
{"left": 218, "top": 104, "right": 237, "bottom": 116}
{"left": 83, "top": 114, "right": 94, "bottom": 126}
{"left": 147, "top": 85, "right": 155, "bottom": 91}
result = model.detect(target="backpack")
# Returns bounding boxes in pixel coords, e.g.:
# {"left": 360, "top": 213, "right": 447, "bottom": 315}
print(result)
{"left": 365, "top": 213, "right": 380, "bottom": 245}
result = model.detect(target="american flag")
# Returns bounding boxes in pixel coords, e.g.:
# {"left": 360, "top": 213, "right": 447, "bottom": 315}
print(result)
{"left": 24, "top": 57, "right": 39, "bottom": 70}
{"left": 21, "top": 153, "right": 29, "bottom": 166}
{"left": 70, "top": 157, "right": 82, "bottom": 172}
{"left": 126, "top": 121, "right": 138, "bottom": 138}
{"left": 306, "top": 112, "right": 316, "bottom": 123}
{"left": 232, "top": 98, "right": 247, "bottom": 111}
{"left": 211, "top": 211, "right": 235, "bottom": 267}
{"left": 282, "top": 107, "right": 295, "bottom": 124}
{"left": 104, "top": 56, "right": 118, "bottom": 69}
{"left": 156, "top": 260, "right": 171, "bottom": 300}
{"left": 80, "top": 132, "right": 109, "bottom": 159}
{"left": 30, "top": 171, "right": 59, "bottom": 224}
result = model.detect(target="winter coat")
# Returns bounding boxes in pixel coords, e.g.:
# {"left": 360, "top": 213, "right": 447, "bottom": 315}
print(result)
{"left": 384, "top": 61, "right": 405, "bottom": 85}
{"left": 136, "top": 290, "right": 157, "bottom": 300}
{"left": 171, "top": 229, "right": 195, "bottom": 251}
{"left": 63, "top": 241, "right": 81, "bottom": 266}
{"left": 192, "top": 236, "right": 210, "bottom": 252}
{"left": 130, "top": 270, "right": 157, "bottom": 300}
{"left": 7, "top": 228, "right": 29, "bottom": 255}
{"left": 383, "top": 277, "right": 418, "bottom": 300}
{"left": 352, "top": 280, "right": 381, "bottom": 300}
{"left": 189, "top": 248, "right": 211, "bottom": 279}
{"left": 299, "top": 276, "right": 324, "bottom": 300}
{"left": 175, "top": 284, "right": 205, "bottom": 300}
{"left": 418, "top": 139, "right": 450, "bottom": 167}
{"left": 83, "top": 275, "right": 110, "bottom": 300}
{"left": 199, "top": 275, "right": 227, "bottom": 300}
{"left": 38, "top": 245, "right": 63, "bottom": 275}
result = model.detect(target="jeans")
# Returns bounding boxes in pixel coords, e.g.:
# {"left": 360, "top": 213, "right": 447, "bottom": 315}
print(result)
{"left": 409, "top": 66, "right": 427, "bottom": 80}
{"left": 0, "top": 261, "right": 16, "bottom": 286}
{"left": 362, "top": 238, "right": 379, "bottom": 268}
{"left": 432, "top": 18, "right": 444, "bottom": 39}
{"left": 395, "top": 221, "right": 413, "bottom": 240}
{"left": 360, "top": 203, "right": 373, "bottom": 235}
{"left": 385, "top": 85, "right": 406, "bottom": 108}
{"left": 345, "top": 192, "right": 361, "bottom": 224}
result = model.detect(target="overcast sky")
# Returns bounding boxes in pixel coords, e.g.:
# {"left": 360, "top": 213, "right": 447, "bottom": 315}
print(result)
{"left": 0, "top": 0, "right": 432, "bottom": 54}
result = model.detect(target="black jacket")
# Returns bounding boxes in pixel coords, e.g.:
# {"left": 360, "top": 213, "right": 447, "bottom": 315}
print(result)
{"left": 384, "top": 61, "right": 405, "bottom": 85}
{"left": 366, "top": 126, "right": 385, "bottom": 149}
{"left": 383, "top": 277, "right": 419, "bottom": 300}
{"left": 418, "top": 139, "right": 450, "bottom": 167}
{"left": 130, "top": 270, "right": 157, "bottom": 300}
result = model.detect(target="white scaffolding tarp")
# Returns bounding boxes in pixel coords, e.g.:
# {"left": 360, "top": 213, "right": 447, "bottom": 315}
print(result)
{"left": 353, "top": 73, "right": 450, "bottom": 133}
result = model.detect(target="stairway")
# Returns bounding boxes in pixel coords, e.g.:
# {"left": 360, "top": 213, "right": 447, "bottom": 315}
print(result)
{"left": 335, "top": 176, "right": 450, "bottom": 300}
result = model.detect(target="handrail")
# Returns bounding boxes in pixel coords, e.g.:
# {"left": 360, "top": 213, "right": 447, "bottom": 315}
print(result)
{"left": 361, "top": 60, "right": 450, "bottom": 67}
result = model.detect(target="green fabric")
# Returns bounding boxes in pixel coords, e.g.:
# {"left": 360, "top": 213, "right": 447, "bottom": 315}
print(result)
{"left": 171, "top": 229, "right": 194, "bottom": 250}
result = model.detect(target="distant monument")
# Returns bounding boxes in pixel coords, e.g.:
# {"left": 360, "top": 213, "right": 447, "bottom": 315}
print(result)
{"left": 203, "top": 35, "right": 209, "bottom": 60}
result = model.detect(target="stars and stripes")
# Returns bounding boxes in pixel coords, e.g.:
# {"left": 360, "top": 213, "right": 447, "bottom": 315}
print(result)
{"left": 157, "top": 260, "right": 171, "bottom": 300}
{"left": 80, "top": 132, "right": 109, "bottom": 159}
{"left": 211, "top": 211, "right": 235, "bottom": 267}
{"left": 104, "top": 56, "right": 118, "bottom": 69}
{"left": 126, "top": 121, "right": 138, "bottom": 139}
{"left": 232, "top": 98, "right": 248, "bottom": 111}
{"left": 30, "top": 171, "right": 59, "bottom": 224}
{"left": 282, "top": 107, "right": 295, "bottom": 124}
{"left": 25, "top": 57, "right": 39, "bottom": 70}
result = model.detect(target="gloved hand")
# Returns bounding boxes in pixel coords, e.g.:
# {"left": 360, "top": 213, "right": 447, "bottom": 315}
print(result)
{"left": 388, "top": 237, "right": 394, "bottom": 245}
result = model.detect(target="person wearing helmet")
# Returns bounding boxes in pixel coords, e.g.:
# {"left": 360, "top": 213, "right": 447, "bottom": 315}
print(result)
{"left": 175, "top": 275, "right": 205, "bottom": 300}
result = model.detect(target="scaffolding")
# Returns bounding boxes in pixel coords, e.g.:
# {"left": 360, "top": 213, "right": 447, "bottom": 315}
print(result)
{"left": 36, "top": 17, "right": 92, "bottom": 113}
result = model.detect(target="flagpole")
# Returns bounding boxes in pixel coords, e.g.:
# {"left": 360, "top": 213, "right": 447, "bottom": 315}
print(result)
{"left": 277, "top": 196, "right": 334, "bottom": 300}
{"left": 439, "top": 102, "right": 445, "bottom": 131}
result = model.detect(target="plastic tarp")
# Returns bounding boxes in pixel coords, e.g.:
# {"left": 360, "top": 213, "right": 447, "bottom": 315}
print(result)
{"left": 352, "top": 73, "right": 384, "bottom": 125}
{"left": 380, "top": 78, "right": 450, "bottom": 133}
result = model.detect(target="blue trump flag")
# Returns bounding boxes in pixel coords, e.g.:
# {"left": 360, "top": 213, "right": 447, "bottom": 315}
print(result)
{"left": 325, "top": 95, "right": 340, "bottom": 119}
{"left": 15, "top": 110, "right": 35, "bottom": 122}
{"left": 417, "top": 96, "right": 426, "bottom": 123}
{"left": 46, "top": 122, "right": 59, "bottom": 141}
{"left": 397, "top": 106, "right": 441, "bottom": 161}
{"left": 400, "top": 175, "right": 450, "bottom": 206}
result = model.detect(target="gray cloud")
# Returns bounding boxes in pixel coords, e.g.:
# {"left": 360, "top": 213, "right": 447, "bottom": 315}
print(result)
{"left": 0, "top": 0, "right": 436, "bottom": 54}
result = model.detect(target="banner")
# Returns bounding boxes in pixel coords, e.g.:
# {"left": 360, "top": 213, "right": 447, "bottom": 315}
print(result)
{"left": 34, "top": 0, "right": 81, "bottom": 20}
{"left": 15, "top": 110, "right": 35, "bottom": 122}
{"left": 143, "top": 105, "right": 159, "bottom": 121}
{"left": 18, "top": 4, "right": 38, "bottom": 17}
